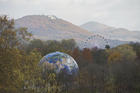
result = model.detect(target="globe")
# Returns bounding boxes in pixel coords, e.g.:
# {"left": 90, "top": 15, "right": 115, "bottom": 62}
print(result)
{"left": 39, "top": 51, "right": 79, "bottom": 75}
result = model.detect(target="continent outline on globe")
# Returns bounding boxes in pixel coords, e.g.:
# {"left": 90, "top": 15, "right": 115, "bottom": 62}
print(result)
{"left": 39, "top": 51, "right": 79, "bottom": 75}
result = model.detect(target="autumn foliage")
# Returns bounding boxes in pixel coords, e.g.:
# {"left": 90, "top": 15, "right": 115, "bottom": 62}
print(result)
{"left": 0, "top": 16, "right": 140, "bottom": 93}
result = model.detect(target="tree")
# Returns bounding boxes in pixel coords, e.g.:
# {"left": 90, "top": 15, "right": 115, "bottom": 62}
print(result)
{"left": 105, "top": 44, "right": 110, "bottom": 49}
{"left": 61, "top": 39, "right": 77, "bottom": 51}
{"left": 0, "top": 16, "right": 62, "bottom": 93}
{"left": 0, "top": 16, "right": 31, "bottom": 93}
{"left": 107, "top": 44, "right": 136, "bottom": 63}
{"left": 82, "top": 48, "right": 93, "bottom": 63}
{"left": 26, "top": 39, "right": 45, "bottom": 55}
{"left": 108, "top": 51, "right": 121, "bottom": 63}
{"left": 130, "top": 42, "right": 140, "bottom": 60}
{"left": 0, "top": 16, "right": 31, "bottom": 49}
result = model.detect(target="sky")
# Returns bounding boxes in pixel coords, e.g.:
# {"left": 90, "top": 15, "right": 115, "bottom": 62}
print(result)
{"left": 0, "top": 0, "right": 140, "bottom": 31}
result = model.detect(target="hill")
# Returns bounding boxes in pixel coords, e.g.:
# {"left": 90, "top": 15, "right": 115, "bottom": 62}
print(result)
{"left": 15, "top": 15, "right": 91, "bottom": 41}
{"left": 80, "top": 21, "right": 140, "bottom": 42}
{"left": 15, "top": 15, "right": 128, "bottom": 48}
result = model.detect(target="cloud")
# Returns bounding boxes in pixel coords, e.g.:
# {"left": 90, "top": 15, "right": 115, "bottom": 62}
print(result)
{"left": 0, "top": 0, "right": 140, "bottom": 30}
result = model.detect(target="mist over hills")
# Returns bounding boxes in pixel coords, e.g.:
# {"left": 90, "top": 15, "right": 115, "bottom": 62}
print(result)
{"left": 81, "top": 21, "right": 140, "bottom": 42}
{"left": 15, "top": 15, "right": 91, "bottom": 41}
{"left": 80, "top": 21, "right": 114, "bottom": 32}
{"left": 15, "top": 15, "right": 135, "bottom": 48}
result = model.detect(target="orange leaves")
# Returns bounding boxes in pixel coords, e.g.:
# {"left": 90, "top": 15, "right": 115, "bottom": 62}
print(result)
{"left": 108, "top": 51, "right": 121, "bottom": 64}
{"left": 82, "top": 48, "right": 93, "bottom": 63}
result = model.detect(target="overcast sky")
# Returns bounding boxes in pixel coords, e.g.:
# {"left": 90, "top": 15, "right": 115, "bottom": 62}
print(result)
{"left": 0, "top": 0, "right": 140, "bottom": 31}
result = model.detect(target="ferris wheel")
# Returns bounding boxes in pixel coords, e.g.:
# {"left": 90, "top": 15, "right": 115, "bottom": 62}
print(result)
{"left": 81, "top": 34, "right": 109, "bottom": 49}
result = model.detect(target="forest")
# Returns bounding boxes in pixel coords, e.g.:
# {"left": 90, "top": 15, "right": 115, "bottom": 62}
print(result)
{"left": 0, "top": 16, "right": 140, "bottom": 93}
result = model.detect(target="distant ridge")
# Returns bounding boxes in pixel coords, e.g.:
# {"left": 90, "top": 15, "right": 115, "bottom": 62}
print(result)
{"left": 81, "top": 21, "right": 140, "bottom": 42}
{"left": 80, "top": 21, "right": 114, "bottom": 32}
{"left": 15, "top": 15, "right": 129, "bottom": 48}
{"left": 15, "top": 15, "right": 91, "bottom": 41}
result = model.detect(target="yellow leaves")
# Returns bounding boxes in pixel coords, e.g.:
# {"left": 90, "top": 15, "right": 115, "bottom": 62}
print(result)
{"left": 48, "top": 73, "right": 56, "bottom": 81}
{"left": 108, "top": 51, "right": 121, "bottom": 64}
{"left": 107, "top": 44, "right": 137, "bottom": 64}
{"left": 0, "top": 16, "right": 32, "bottom": 50}
{"left": 46, "top": 73, "right": 61, "bottom": 93}
{"left": 0, "top": 38, "right": 4, "bottom": 43}
{"left": 0, "top": 16, "right": 63, "bottom": 93}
